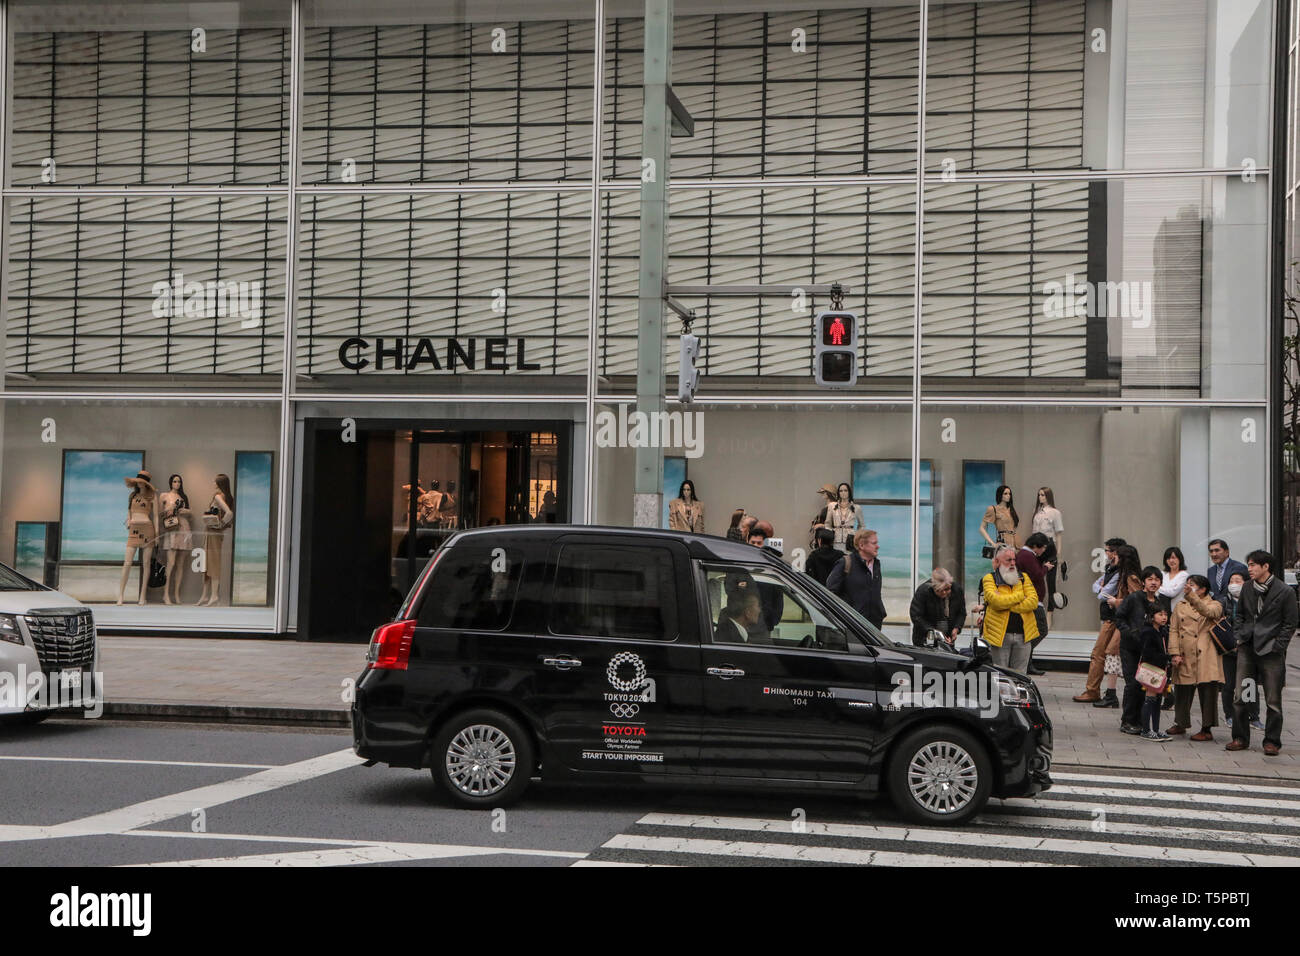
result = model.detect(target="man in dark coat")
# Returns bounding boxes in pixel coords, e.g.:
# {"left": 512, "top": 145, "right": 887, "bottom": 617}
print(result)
{"left": 1227, "top": 549, "right": 1297, "bottom": 756}
{"left": 826, "top": 528, "right": 886, "bottom": 629}
{"left": 805, "top": 527, "right": 841, "bottom": 586}
{"left": 908, "top": 569, "right": 965, "bottom": 646}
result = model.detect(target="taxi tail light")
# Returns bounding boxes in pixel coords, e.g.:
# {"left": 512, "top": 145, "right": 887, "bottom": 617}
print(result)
{"left": 369, "top": 619, "right": 416, "bottom": 670}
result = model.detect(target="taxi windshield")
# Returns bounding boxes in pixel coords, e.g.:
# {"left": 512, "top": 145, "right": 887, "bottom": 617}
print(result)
{"left": 795, "top": 568, "right": 892, "bottom": 648}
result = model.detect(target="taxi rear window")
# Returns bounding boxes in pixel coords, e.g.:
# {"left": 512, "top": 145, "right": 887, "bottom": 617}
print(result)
{"left": 416, "top": 546, "right": 523, "bottom": 631}
{"left": 548, "top": 544, "right": 678, "bottom": 641}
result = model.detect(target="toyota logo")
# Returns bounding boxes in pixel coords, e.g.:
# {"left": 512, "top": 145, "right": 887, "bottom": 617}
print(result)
{"left": 609, "top": 703, "right": 640, "bottom": 719}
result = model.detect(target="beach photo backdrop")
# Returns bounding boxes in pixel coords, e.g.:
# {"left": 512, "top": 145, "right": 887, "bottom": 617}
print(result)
{"left": 59, "top": 450, "right": 145, "bottom": 562}
{"left": 851, "top": 459, "right": 935, "bottom": 621}
{"left": 961, "top": 460, "right": 1005, "bottom": 602}
{"left": 232, "top": 451, "right": 274, "bottom": 606}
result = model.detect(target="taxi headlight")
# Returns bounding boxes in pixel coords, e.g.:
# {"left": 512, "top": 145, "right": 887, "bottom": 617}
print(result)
{"left": 996, "top": 676, "right": 1034, "bottom": 708}
{"left": 0, "top": 614, "right": 23, "bottom": 645}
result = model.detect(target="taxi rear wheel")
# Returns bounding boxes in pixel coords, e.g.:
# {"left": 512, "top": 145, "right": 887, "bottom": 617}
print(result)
{"left": 887, "top": 724, "right": 991, "bottom": 826}
{"left": 431, "top": 708, "right": 534, "bottom": 809}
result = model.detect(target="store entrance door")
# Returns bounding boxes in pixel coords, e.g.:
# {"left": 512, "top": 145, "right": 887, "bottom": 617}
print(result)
{"left": 301, "top": 421, "right": 568, "bottom": 642}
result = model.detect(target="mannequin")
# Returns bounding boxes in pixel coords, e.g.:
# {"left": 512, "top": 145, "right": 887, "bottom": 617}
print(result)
{"left": 117, "top": 470, "right": 158, "bottom": 606}
{"left": 158, "top": 474, "right": 193, "bottom": 606}
{"left": 668, "top": 479, "right": 705, "bottom": 533}
{"left": 439, "top": 480, "right": 458, "bottom": 529}
{"left": 417, "top": 480, "right": 443, "bottom": 527}
{"left": 196, "top": 473, "right": 234, "bottom": 607}
{"left": 823, "top": 482, "right": 862, "bottom": 553}
{"left": 401, "top": 482, "right": 425, "bottom": 520}
{"left": 980, "top": 484, "right": 1021, "bottom": 550}
{"left": 1032, "top": 486, "right": 1065, "bottom": 624}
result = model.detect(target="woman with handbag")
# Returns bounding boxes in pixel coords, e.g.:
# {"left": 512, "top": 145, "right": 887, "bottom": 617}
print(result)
{"left": 1168, "top": 574, "right": 1225, "bottom": 740}
{"left": 1136, "top": 603, "right": 1173, "bottom": 741}
{"left": 158, "top": 474, "right": 193, "bottom": 606}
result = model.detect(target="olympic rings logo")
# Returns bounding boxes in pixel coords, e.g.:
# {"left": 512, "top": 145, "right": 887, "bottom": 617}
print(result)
{"left": 609, "top": 703, "right": 640, "bottom": 719}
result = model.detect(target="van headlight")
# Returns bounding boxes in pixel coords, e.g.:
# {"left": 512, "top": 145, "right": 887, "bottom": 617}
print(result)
{"left": 0, "top": 614, "right": 23, "bottom": 645}
{"left": 996, "top": 676, "right": 1034, "bottom": 708}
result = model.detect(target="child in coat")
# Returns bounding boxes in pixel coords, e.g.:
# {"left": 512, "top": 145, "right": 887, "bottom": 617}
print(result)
{"left": 1139, "top": 605, "right": 1172, "bottom": 741}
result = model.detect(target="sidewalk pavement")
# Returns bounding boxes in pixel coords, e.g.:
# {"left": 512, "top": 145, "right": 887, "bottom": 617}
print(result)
{"left": 91, "top": 636, "right": 1300, "bottom": 781}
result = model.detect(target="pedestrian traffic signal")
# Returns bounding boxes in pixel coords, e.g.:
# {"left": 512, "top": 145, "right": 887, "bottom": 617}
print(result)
{"left": 814, "top": 310, "right": 858, "bottom": 387}
{"left": 678, "top": 333, "right": 701, "bottom": 403}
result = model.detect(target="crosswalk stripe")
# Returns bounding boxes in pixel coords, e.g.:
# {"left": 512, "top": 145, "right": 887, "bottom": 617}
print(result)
{"left": 982, "top": 813, "right": 1300, "bottom": 849}
{"left": 1044, "top": 784, "right": 1300, "bottom": 811}
{"left": 1051, "top": 770, "right": 1300, "bottom": 796}
{"left": 635, "top": 813, "right": 1299, "bottom": 866}
{"left": 130, "top": 842, "right": 584, "bottom": 867}
{"left": 601, "top": 833, "right": 1063, "bottom": 866}
{"left": 990, "top": 797, "right": 1300, "bottom": 830}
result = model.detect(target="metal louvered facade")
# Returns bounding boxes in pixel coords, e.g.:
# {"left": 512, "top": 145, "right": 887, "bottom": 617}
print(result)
{"left": 6, "top": 1, "right": 1121, "bottom": 385}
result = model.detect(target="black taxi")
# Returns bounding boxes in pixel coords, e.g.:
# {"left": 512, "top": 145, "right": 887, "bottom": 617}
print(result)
{"left": 351, "top": 526, "right": 1052, "bottom": 825}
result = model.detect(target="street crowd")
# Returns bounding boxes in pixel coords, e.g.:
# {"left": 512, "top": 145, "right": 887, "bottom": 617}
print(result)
{"left": 718, "top": 485, "right": 1294, "bottom": 759}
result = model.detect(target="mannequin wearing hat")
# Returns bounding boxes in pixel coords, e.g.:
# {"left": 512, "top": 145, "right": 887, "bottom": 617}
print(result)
{"left": 813, "top": 482, "right": 862, "bottom": 553}
{"left": 117, "top": 470, "right": 159, "bottom": 605}
{"left": 668, "top": 479, "right": 705, "bottom": 533}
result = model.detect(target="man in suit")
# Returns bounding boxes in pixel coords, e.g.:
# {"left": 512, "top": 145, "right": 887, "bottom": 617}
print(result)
{"left": 1226, "top": 549, "right": 1297, "bottom": 756}
{"left": 713, "top": 591, "right": 769, "bottom": 645}
{"left": 1206, "top": 539, "right": 1248, "bottom": 606}
{"left": 826, "top": 528, "right": 886, "bottom": 629}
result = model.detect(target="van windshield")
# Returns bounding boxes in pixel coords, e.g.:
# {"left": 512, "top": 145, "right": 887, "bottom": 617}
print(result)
{"left": 0, "top": 563, "right": 43, "bottom": 591}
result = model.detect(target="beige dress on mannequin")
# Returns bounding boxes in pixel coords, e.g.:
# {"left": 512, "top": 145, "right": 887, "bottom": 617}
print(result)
{"left": 668, "top": 497, "right": 705, "bottom": 533}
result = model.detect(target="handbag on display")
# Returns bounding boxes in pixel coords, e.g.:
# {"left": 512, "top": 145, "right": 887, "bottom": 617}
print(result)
{"left": 1135, "top": 661, "right": 1169, "bottom": 693}
{"left": 147, "top": 557, "right": 167, "bottom": 589}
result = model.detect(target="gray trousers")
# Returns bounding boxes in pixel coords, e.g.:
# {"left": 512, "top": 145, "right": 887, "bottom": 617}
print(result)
{"left": 991, "top": 634, "right": 1032, "bottom": 673}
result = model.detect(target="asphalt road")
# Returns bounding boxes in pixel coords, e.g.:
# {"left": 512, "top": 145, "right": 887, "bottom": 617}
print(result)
{"left": 1, "top": 718, "right": 1298, "bottom": 867}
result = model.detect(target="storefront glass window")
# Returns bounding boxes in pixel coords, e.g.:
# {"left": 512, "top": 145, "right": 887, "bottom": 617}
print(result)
{"left": 0, "top": 401, "right": 280, "bottom": 627}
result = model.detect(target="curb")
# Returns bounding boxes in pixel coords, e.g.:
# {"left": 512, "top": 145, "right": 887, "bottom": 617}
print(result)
{"left": 102, "top": 701, "right": 349, "bottom": 728}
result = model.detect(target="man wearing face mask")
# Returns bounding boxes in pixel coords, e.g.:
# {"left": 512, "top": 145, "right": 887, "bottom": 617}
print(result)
{"left": 1218, "top": 571, "right": 1259, "bottom": 731}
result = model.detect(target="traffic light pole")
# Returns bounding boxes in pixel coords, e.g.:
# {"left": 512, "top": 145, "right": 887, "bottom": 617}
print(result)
{"left": 632, "top": 0, "right": 673, "bottom": 528}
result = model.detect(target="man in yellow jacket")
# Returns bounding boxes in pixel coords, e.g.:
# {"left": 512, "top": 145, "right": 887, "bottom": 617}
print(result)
{"left": 981, "top": 545, "right": 1040, "bottom": 673}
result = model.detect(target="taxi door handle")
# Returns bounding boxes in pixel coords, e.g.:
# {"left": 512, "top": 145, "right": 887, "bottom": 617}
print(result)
{"left": 542, "top": 656, "right": 582, "bottom": 670}
{"left": 707, "top": 666, "right": 745, "bottom": 679}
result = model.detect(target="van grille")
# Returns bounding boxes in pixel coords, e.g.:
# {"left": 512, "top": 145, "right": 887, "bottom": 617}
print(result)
{"left": 23, "top": 609, "right": 96, "bottom": 672}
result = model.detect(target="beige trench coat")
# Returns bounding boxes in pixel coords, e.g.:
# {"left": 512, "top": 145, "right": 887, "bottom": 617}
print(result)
{"left": 1168, "top": 591, "right": 1225, "bottom": 686}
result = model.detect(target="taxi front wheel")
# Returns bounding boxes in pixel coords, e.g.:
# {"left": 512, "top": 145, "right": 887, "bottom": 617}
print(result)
{"left": 431, "top": 708, "right": 534, "bottom": 809}
{"left": 887, "top": 724, "right": 992, "bottom": 826}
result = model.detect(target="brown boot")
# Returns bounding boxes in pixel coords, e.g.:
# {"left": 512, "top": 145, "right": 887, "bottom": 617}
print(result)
{"left": 1225, "top": 739, "right": 1248, "bottom": 752}
{"left": 1072, "top": 692, "right": 1101, "bottom": 703}
{"left": 1190, "top": 730, "right": 1213, "bottom": 741}
{"left": 1167, "top": 725, "right": 1186, "bottom": 735}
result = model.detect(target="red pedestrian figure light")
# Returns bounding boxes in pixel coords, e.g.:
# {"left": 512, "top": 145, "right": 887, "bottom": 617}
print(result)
{"left": 828, "top": 315, "right": 846, "bottom": 346}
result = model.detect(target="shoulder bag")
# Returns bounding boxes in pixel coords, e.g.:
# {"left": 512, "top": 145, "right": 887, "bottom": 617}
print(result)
{"left": 1135, "top": 661, "right": 1169, "bottom": 693}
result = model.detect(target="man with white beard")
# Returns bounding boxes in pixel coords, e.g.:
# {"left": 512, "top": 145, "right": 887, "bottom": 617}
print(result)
{"left": 980, "top": 545, "right": 1041, "bottom": 674}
